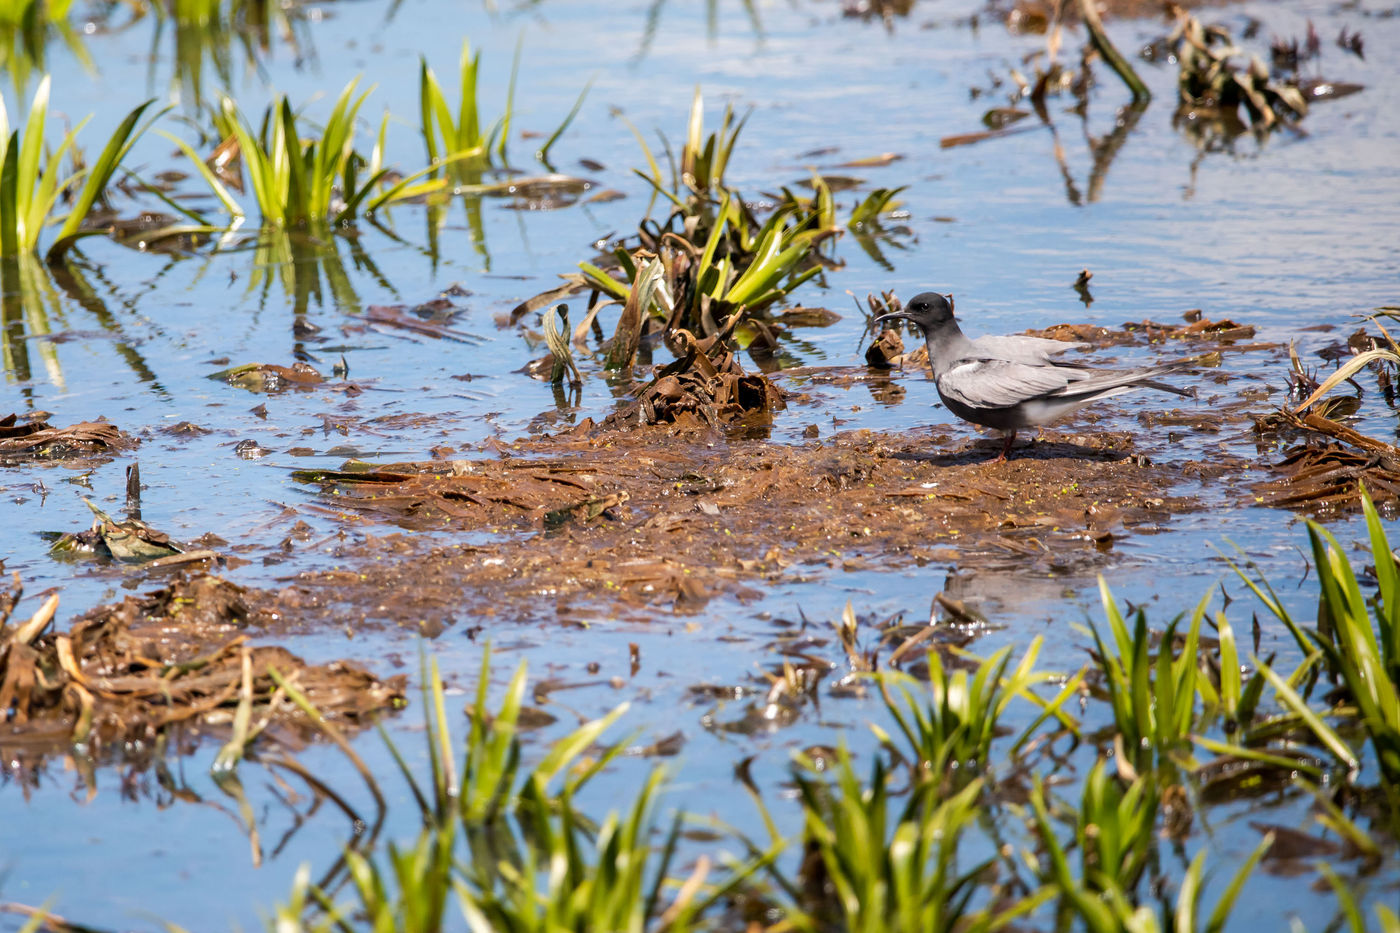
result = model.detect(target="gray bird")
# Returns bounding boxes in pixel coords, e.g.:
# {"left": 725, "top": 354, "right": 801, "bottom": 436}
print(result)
{"left": 875, "top": 291, "right": 1193, "bottom": 461}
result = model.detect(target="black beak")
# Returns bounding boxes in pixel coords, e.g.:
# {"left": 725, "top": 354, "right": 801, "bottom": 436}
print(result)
{"left": 873, "top": 311, "right": 910, "bottom": 329}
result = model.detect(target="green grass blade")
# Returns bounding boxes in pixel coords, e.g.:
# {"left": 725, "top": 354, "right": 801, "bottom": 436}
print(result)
{"left": 157, "top": 130, "right": 244, "bottom": 218}
{"left": 536, "top": 76, "right": 593, "bottom": 170}
{"left": 1, "top": 132, "right": 19, "bottom": 257}
{"left": 1257, "top": 659, "right": 1358, "bottom": 770}
{"left": 49, "top": 99, "right": 165, "bottom": 261}
{"left": 1204, "top": 833, "right": 1271, "bottom": 933}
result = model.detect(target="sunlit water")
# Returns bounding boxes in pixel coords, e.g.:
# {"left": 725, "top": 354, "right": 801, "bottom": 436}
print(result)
{"left": 3, "top": 0, "right": 1400, "bottom": 927}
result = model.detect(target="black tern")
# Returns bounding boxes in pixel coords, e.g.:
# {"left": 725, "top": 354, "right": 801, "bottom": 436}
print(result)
{"left": 875, "top": 291, "right": 1193, "bottom": 461}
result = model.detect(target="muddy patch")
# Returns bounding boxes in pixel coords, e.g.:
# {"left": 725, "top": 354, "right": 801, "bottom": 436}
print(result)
{"left": 279, "top": 418, "right": 1249, "bottom": 629}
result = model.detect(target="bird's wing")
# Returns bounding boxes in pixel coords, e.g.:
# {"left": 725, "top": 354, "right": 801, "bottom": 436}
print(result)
{"left": 970, "top": 335, "right": 1087, "bottom": 363}
{"left": 936, "top": 357, "right": 1073, "bottom": 408}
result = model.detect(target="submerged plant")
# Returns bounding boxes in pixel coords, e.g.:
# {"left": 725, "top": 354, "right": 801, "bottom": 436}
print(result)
{"left": 0, "top": 75, "right": 163, "bottom": 260}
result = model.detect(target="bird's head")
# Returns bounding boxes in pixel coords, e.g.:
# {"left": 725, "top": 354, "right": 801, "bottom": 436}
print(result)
{"left": 874, "top": 291, "right": 955, "bottom": 335}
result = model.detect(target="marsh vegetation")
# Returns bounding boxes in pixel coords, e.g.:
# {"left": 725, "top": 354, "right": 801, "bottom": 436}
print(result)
{"left": 0, "top": 0, "right": 1397, "bottom": 930}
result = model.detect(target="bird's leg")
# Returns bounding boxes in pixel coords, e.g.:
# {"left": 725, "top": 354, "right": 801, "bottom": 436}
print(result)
{"left": 993, "top": 431, "right": 1016, "bottom": 463}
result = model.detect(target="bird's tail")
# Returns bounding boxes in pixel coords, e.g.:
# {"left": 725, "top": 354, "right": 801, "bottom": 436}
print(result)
{"left": 1134, "top": 360, "right": 1197, "bottom": 398}
{"left": 1136, "top": 374, "right": 1197, "bottom": 399}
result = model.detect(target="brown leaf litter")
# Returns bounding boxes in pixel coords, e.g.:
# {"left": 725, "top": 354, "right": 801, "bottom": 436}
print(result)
{"left": 281, "top": 414, "right": 1251, "bottom": 628}
{"left": 0, "top": 573, "right": 405, "bottom": 753}
{"left": 1255, "top": 409, "right": 1400, "bottom": 512}
{"left": 1023, "top": 311, "right": 1263, "bottom": 349}
{"left": 598, "top": 326, "right": 785, "bottom": 434}
{"left": 0, "top": 412, "right": 134, "bottom": 464}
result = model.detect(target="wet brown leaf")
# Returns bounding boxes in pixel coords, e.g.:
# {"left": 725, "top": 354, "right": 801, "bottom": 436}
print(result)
{"left": 209, "top": 362, "right": 324, "bottom": 393}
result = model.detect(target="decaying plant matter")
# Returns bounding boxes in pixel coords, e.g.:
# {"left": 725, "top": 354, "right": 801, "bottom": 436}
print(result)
{"left": 1257, "top": 333, "right": 1400, "bottom": 511}
{"left": 599, "top": 312, "right": 785, "bottom": 432}
{"left": 0, "top": 411, "right": 133, "bottom": 463}
{"left": 1169, "top": 5, "right": 1362, "bottom": 145}
{"left": 0, "top": 573, "right": 405, "bottom": 750}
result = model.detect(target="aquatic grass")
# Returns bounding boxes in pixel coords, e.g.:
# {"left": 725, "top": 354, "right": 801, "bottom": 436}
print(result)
{"left": 521, "top": 88, "right": 912, "bottom": 356}
{"left": 1031, "top": 774, "right": 1272, "bottom": 933}
{"left": 1085, "top": 579, "right": 1211, "bottom": 773}
{"left": 1192, "top": 606, "right": 1267, "bottom": 734}
{"left": 420, "top": 39, "right": 501, "bottom": 176}
{"left": 0, "top": 75, "right": 163, "bottom": 260}
{"left": 847, "top": 186, "right": 906, "bottom": 228}
{"left": 192, "top": 80, "right": 447, "bottom": 230}
{"left": 791, "top": 746, "right": 1050, "bottom": 933}
{"left": 0, "top": 0, "right": 89, "bottom": 98}
{"left": 1241, "top": 488, "right": 1400, "bottom": 812}
{"left": 274, "top": 646, "right": 771, "bottom": 932}
{"left": 420, "top": 36, "right": 591, "bottom": 178}
{"left": 575, "top": 181, "right": 837, "bottom": 346}
{"left": 873, "top": 636, "right": 1083, "bottom": 787}
{"left": 1323, "top": 864, "right": 1400, "bottom": 933}
{"left": 679, "top": 87, "right": 747, "bottom": 198}
{"left": 1034, "top": 760, "right": 1158, "bottom": 898}
{"left": 543, "top": 302, "right": 582, "bottom": 386}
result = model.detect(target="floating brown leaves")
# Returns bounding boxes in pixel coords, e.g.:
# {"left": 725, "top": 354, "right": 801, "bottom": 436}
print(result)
{"left": 1025, "top": 313, "right": 1259, "bottom": 349}
{"left": 209, "top": 362, "right": 324, "bottom": 392}
{"left": 0, "top": 574, "right": 405, "bottom": 751}
{"left": 1256, "top": 410, "right": 1400, "bottom": 511}
{"left": 0, "top": 413, "right": 133, "bottom": 464}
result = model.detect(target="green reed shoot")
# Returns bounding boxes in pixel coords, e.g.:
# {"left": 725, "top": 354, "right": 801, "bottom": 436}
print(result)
{"left": 1087, "top": 579, "right": 1210, "bottom": 772}
{"left": 0, "top": 75, "right": 162, "bottom": 260}
{"left": 420, "top": 39, "right": 498, "bottom": 175}
{"left": 187, "top": 79, "right": 440, "bottom": 229}
{"left": 874, "top": 636, "right": 1081, "bottom": 787}
{"left": 848, "top": 186, "right": 907, "bottom": 228}
{"left": 1192, "top": 606, "right": 1267, "bottom": 733}
{"left": 1074, "top": 760, "right": 1158, "bottom": 895}
{"left": 792, "top": 746, "right": 1049, "bottom": 933}
{"left": 419, "top": 37, "right": 591, "bottom": 177}
{"left": 1322, "top": 863, "right": 1400, "bottom": 933}
{"left": 1241, "top": 488, "right": 1400, "bottom": 810}
{"left": 1031, "top": 772, "right": 1271, "bottom": 933}
{"left": 275, "top": 645, "right": 761, "bottom": 932}
{"left": 680, "top": 87, "right": 747, "bottom": 197}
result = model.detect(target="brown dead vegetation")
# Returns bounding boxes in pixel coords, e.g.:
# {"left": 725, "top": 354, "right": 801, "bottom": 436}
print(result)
{"left": 599, "top": 324, "right": 786, "bottom": 433}
{"left": 0, "top": 412, "right": 133, "bottom": 463}
{"left": 0, "top": 574, "right": 405, "bottom": 752}
{"left": 1256, "top": 409, "right": 1400, "bottom": 511}
{"left": 283, "top": 416, "right": 1248, "bottom": 629}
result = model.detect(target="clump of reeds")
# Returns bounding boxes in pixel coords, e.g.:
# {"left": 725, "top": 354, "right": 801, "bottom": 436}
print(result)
{"left": 516, "top": 89, "right": 906, "bottom": 373}
{"left": 0, "top": 76, "right": 163, "bottom": 260}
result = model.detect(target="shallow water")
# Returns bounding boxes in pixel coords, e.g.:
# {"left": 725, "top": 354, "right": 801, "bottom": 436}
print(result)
{"left": 3, "top": 0, "right": 1400, "bottom": 927}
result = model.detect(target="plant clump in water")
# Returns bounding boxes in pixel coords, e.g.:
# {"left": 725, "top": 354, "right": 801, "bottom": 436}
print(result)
{"left": 0, "top": 573, "right": 406, "bottom": 754}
